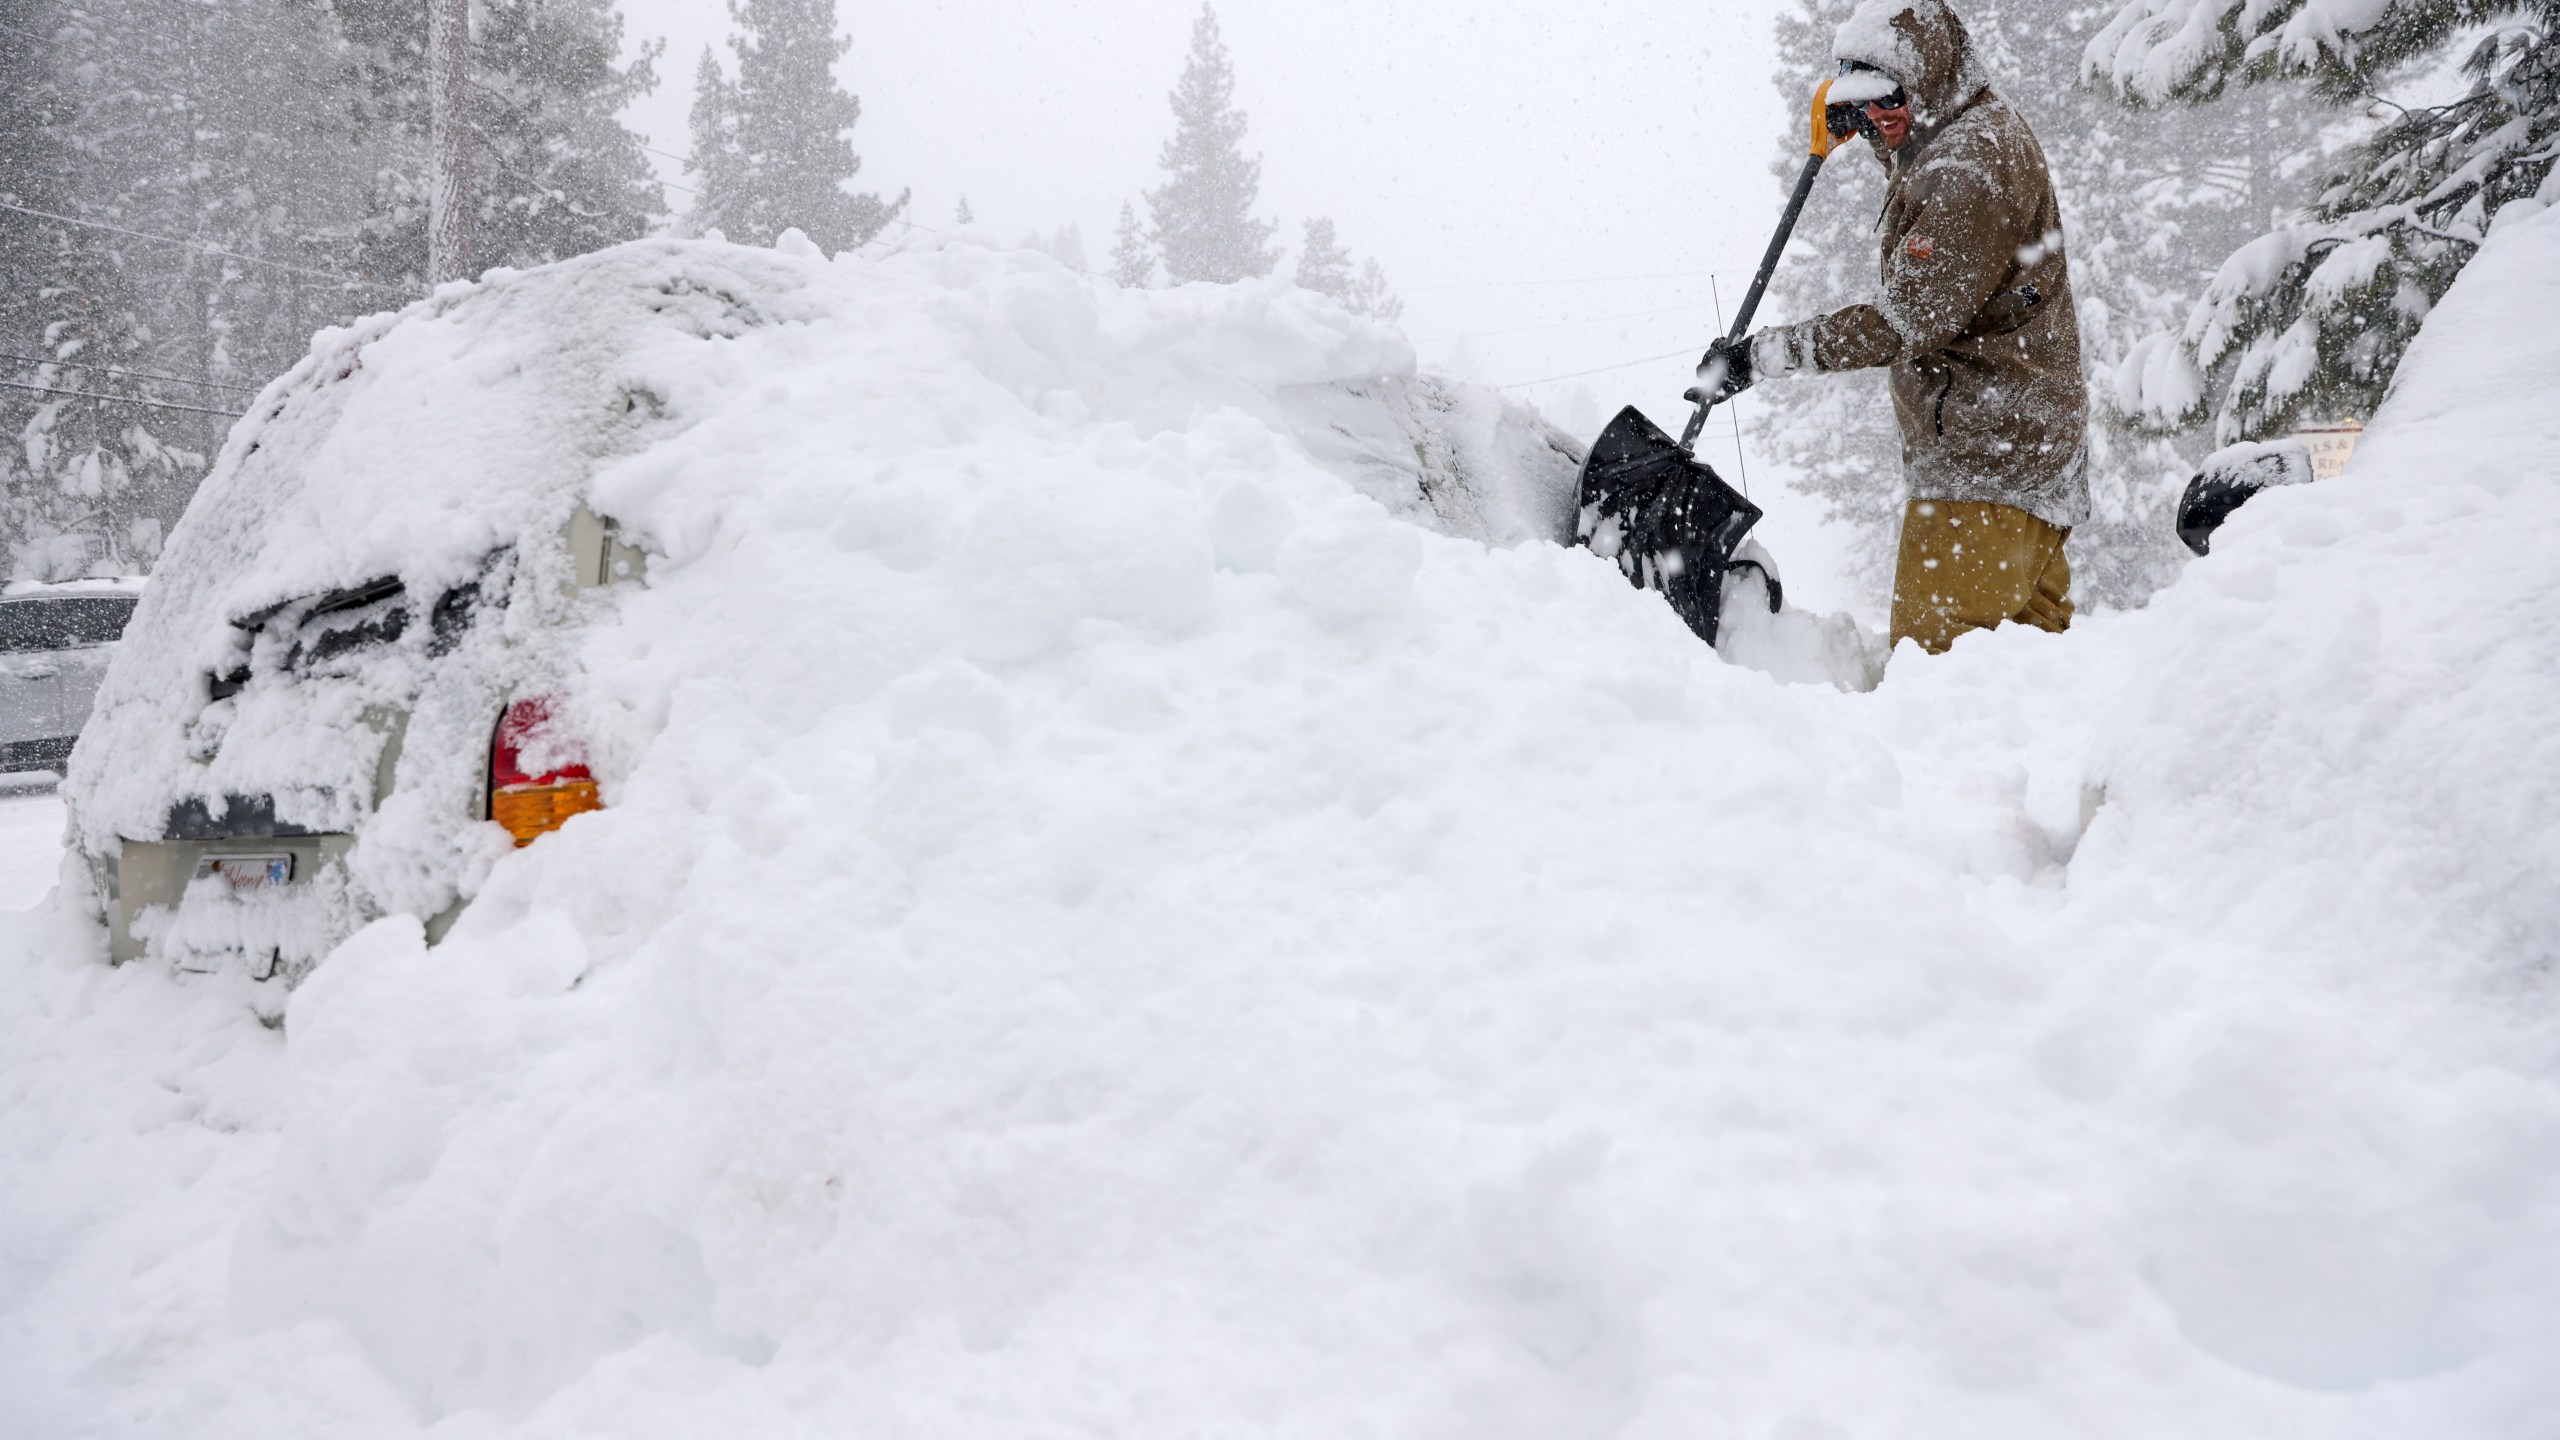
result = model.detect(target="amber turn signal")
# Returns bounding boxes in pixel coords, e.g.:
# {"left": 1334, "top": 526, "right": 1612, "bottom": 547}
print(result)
{"left": 491, "top": 778, "right": 602, "bottom": 847}
{"left": 489, "top": 696, "right": 600, "bottom": 846}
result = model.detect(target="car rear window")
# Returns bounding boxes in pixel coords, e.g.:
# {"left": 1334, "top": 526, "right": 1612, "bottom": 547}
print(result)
{"left": 0, "top": 595, "right": 139, "bottom": 654}
{"left": 208, "top": 558, "right": 503, "bottom": 698}
{"left": 290, "top": 577, "right": 409, "bottom": 671}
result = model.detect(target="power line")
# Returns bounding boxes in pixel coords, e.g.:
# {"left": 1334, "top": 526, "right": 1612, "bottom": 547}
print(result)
{"left": 0, "top": 200, "right": 403, "bottom": 291}
{"left": 1418, "top": 297, "right": 1720, "bottom": 346}
{"left": 0, "top": 378, "right": 243, "bottom": 419}
{"left": 470, "top": 79, "right": 696, "bottom": 197}
{"left": 1, "top": 351, "right": 266, "bottom": 396}
{"left": 1410, "top": 267, "right": 1731, "bottom": 293}
{"left": 873, "top": 214, "right": 953, "bottom": 241}
{"left": 114, "top": 0, "right": 331, "bottom": 50}
{"left": 636, "top": 144, "right": 702, "bottom": 196}
{"left": 1710, "top": 273, "right": 1749, "bottom": 497}
{"left": 1496, "top": 345, "right": 1700, "bottom": 390}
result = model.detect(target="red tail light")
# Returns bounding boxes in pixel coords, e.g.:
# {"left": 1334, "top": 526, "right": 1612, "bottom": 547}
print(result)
{"left": 489, "top": 697, "right": 600, "bottom": 846}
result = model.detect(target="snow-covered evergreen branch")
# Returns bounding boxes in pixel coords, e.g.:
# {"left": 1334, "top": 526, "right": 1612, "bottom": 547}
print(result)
{"left": 2090, "top": 0, "right": 2560, "bottom": 440}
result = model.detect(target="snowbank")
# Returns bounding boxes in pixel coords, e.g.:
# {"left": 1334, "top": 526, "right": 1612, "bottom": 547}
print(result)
{"left": 61, "top": 238, "right": 1590, "bottom": 975}
{"left": 4, "top": 211, "right": 2557, "bottom": 1436}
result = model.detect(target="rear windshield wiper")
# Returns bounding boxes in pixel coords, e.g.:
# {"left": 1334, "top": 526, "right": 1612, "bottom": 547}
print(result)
{"left": 231, "top": 575, "right": 403, "bottom": 633}
{"left": 214, "top": 575, "right": 406, "bottom": 696}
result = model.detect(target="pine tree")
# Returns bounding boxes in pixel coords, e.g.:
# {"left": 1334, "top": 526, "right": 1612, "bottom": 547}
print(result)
{"left": 1346, "top": 257, "right": 1404, "bottom": 324}
{"left": 1295, "top": 217, "right": 1353, "bottom": 297}
{"left": 1046, "top": 223, "right": 1087, "bottom": 272}
{"left": 953, "top": 194, "right": 973, "bottom": 225}
{"left": 0, "top": 0, "right": 76, "bottom": 576}
{"left": 1294, "top": 217, "right": 1402, "bottom": 321}
{"left": 688, "top": 0, "right": 904, "bottom": 252}
{"left": 338, "top": 0, "right": 668, "bottom": 288}
{"left": 1145, "top": 6, "right": 1277, "bottom": 284}
{"left": 1020, "top": 222, "right": 1085, "bottom": 270}
{"left": 5, "top": 0, "right": 362, "bottom": 580}
{"left": 1110, "top": 200, "right": 1154, "bottom": 286}
{"left": 3, "top": 225, "right": 194, "bottom": 581}
{"left": 2088, "top": 0, "right": 2560, "bottom": 443}
{"left": 685, "top": 47, "right": 742, "bottom": 239}
{"left": 470, "top": 0, "right": 666, "bottom": 266}
{"left": 0, "top": 20, "right": 168, "bottom": 584}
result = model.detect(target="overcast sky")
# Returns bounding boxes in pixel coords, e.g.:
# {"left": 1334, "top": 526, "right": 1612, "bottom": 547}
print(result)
{"left": 615, "top": 0, "right": 1859, "bottom": 598}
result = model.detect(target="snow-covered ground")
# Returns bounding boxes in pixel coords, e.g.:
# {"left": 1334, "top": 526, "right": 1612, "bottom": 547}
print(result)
{"left": 3, "top": 208, "right": 2556, "bottom": 1437}
{"left": 0, "top": 781, "right": 65, "bottom": 910}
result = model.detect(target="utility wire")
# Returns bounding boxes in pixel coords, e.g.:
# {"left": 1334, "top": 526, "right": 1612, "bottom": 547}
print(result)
{"left": 1495, "top": 345, "right": 1699, "bottom": 390}
{"left": 1409, "top": 267, "right": 1730, "bottom": 293}
{"left": 0, "top": 378, "right": 243, "bottom": 418}
{"left": 471, "top": 79, "right": 696, "bottom": 197}
{"left": 113, "top": 0, "right": 333, "bottom": 52}
{"left": 875, "top": 214, "right": 953, "bottom": 240}
{"left": 1418, "top": 297, "right": 1720, "bottom": 346}
{"left": 636, "top": 144, "right": 703, "bottom": 196}
{"left": 1710, "top": 273, "right": 1749, "bottom": 497}
{"left": 1, "top": 351, "right": 267, "bottom": 396}
{"left": 0, "top": 200, "right": 403, "bottom": 291}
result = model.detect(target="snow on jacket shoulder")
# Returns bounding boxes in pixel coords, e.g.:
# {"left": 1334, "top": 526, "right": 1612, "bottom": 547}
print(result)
{"left": 1757, "top": 0, "right": 2090, "bottom": 529}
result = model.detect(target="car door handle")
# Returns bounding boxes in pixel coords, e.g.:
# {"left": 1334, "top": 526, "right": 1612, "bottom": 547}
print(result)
{"left": 19, "top": 665, "right": 58, "bottom": 679}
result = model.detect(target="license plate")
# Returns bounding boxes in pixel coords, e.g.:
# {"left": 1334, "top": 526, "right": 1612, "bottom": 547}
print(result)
{"left": 195, "top": 853, "right": 294, "bottom": 890}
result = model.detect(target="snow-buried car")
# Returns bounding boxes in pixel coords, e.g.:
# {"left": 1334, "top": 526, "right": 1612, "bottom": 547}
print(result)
{"left": 63, "top": 238, "right": 1589, "bottom": 997}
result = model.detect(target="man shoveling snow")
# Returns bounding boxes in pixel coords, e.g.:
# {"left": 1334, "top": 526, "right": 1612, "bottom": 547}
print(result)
{"left": 1693, "top": 0, "right": 2088, "bottom": 654}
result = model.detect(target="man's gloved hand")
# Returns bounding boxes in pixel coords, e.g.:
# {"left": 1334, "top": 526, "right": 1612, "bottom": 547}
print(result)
{"left": 1826, "top": 99, "right": 1879, "bottom": 145}
{"left": 1685, "top": 335, "right": 1755, "bottom": 407}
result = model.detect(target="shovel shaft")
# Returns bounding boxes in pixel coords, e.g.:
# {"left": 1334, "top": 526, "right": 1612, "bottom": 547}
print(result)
{"left": 1680, "top": 150, "right": 1828, "bottom": 452}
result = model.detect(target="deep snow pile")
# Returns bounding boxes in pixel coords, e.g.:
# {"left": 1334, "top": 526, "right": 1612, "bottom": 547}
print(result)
{"left": 63, "top": 239, "right": 1603, "bottom": 979}
{"left": 4, "top": 212, "right": 2558, "bottom": 1437}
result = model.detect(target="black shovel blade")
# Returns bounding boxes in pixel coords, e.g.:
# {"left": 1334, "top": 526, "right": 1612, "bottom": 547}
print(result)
{"left": 1573, "top": 405, "right": 1765, "bottom": 644}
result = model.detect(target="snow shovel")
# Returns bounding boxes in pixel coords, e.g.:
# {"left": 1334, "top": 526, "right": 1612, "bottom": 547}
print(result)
{"left": 1574, "top": 79, "right": 1860, "bottom": 645}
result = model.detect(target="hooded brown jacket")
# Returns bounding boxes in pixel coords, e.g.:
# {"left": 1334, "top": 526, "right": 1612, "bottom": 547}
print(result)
{"left": 1756, "top": 0, "right": 2089, "bottom": 529}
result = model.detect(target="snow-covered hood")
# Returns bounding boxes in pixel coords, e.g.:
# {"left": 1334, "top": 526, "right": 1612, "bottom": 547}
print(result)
{"left": 1834, "top": 0, "right": 1991, "bottom": 123}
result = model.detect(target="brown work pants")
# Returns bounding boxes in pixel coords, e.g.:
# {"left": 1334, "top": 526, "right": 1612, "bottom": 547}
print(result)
{"left": 1888, "top": 498, "right": 2074, "bottom": 655}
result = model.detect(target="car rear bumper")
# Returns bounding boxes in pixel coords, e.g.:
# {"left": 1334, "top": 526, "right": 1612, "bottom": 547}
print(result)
{"left": 100, "top": 831, "right": 357, "bottom": 969}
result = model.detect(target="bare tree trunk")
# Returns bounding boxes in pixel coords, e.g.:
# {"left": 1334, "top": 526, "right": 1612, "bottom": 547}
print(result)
{"left": 427, "top": 0, "right": 471, "bottom": 284}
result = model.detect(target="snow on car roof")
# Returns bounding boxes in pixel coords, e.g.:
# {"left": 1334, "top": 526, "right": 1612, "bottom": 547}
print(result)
{"left": 184, "top": 241, "right": 825, "bottom": 625}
